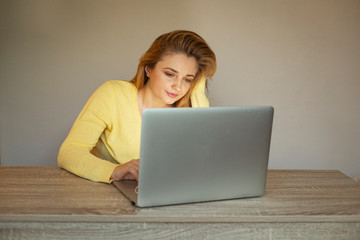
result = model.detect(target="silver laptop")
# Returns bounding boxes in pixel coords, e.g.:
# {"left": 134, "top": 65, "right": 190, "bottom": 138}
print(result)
{"left": 113, "top": 106, "right": 274, "bottom": 207}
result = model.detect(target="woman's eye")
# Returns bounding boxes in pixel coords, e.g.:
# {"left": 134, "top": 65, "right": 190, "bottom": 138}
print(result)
{"left": 184, "top": 78, "right": 192, "bottom": 83}
{"left": 165, "top": 72, "right": 175, "bottom": 78}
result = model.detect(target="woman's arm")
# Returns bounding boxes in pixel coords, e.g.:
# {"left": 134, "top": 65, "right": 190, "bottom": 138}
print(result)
{"left": 58, "top": 82, "right": 121, "bottom": 183}
{"left": 190, "top": 77, "right": 209, "bottom": 107}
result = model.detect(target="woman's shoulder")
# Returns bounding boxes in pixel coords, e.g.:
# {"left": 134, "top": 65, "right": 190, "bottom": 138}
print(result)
{"left": 103, "top": 80, "right": 136, "bottom": 90}
{"left": 99, "top": 80, "right": 136, "bottom": 95}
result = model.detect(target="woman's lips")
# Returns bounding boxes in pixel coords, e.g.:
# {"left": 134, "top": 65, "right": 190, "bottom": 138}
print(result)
{"left": 166, "top": 91, "right": 178, "bottom": 98}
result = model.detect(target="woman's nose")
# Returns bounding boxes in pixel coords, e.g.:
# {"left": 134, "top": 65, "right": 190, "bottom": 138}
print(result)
{"left": 172, "top": 78, "right": 182, "bottom": 91}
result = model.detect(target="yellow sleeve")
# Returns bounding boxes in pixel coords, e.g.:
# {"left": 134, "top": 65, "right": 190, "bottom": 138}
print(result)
{"left": 58, "top": 82, "right": 118, "bottom": 183}
{"left": 190, "top": 77, "right": 209, "bottom": 107}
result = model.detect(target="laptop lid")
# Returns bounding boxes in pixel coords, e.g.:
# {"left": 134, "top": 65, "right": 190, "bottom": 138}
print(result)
{"left": 131, "top": 106, "right": 274, "bottom": 207}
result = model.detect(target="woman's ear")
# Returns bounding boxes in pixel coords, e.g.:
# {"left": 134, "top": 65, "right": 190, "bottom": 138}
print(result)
{"left": 145, "top": 66, "right": 151, "bottom": 77}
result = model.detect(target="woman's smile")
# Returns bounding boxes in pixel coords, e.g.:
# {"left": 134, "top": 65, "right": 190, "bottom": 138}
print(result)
{"left": 166, "top": 91, "right": 179, "bottom": 98}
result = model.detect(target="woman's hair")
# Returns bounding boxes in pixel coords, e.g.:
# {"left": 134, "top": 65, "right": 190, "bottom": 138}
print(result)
{"left": 131, "top": 30, "right": 216, "bottom": 107}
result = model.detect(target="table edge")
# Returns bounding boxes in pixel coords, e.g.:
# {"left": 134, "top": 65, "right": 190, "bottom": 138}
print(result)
{"left": 1, "top": 214, "right": 360, "bottom": 223}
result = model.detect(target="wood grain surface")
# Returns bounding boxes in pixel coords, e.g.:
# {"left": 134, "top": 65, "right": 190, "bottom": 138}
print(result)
{"left": 1, "top": 166, "right": 360, "bottom": 239}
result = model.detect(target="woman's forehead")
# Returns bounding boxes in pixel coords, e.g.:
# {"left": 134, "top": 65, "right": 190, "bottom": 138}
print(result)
{"left": 155, "top": 53, "right": 198, "bottom": 74}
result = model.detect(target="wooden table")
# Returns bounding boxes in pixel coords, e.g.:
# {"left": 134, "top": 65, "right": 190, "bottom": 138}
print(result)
{"left": 1, "top": 166, "right": 360, "bottom": 239}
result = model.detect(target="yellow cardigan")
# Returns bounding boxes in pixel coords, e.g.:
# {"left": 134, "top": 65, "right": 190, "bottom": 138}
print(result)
{"left": 58, "top": 79, "right": 209, "bottom": 183}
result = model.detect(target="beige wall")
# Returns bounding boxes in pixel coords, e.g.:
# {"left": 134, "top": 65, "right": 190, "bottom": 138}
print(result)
{"left": 1, "top": 0, "right": 359, "bottom": 177}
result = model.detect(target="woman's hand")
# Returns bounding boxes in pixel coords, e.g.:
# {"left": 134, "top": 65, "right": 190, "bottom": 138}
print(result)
{"left": 111, "top": 159, "right": 139, "bottom": 181}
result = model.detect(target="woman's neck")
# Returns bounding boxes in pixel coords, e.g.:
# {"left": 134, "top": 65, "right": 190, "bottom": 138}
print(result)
{"left": 137, "top": 86, "right": 173, "bottom": 116}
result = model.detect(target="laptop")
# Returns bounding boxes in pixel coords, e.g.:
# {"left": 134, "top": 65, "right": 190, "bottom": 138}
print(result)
{"left": 113, "top": 106, "right": 274, "bottom": 207}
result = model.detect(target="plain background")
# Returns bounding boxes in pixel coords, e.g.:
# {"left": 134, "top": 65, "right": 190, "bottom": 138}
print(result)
{"left": 1, "top": 0, "right": 359, "bottom": 178}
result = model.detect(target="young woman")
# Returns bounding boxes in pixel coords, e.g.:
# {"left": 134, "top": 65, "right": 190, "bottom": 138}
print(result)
{"left": 58, "top": 30, "right": 217, "bottom": 183}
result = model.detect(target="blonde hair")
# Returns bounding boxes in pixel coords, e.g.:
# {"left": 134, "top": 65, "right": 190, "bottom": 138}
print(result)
{"left": 131, "top": 30, "right": 216, "bottom": 107}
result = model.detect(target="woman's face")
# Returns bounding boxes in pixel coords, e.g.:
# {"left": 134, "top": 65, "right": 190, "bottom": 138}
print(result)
{"left": 145, "top": 52, "right": 198, "bottom": 107}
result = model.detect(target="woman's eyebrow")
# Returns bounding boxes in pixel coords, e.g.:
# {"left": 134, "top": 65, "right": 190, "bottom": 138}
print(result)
{"left": 164, "top": 67, "right": 178, "bottom": 73}
{"left": 164, "top": 67, "right": 195, "bottom": 78}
